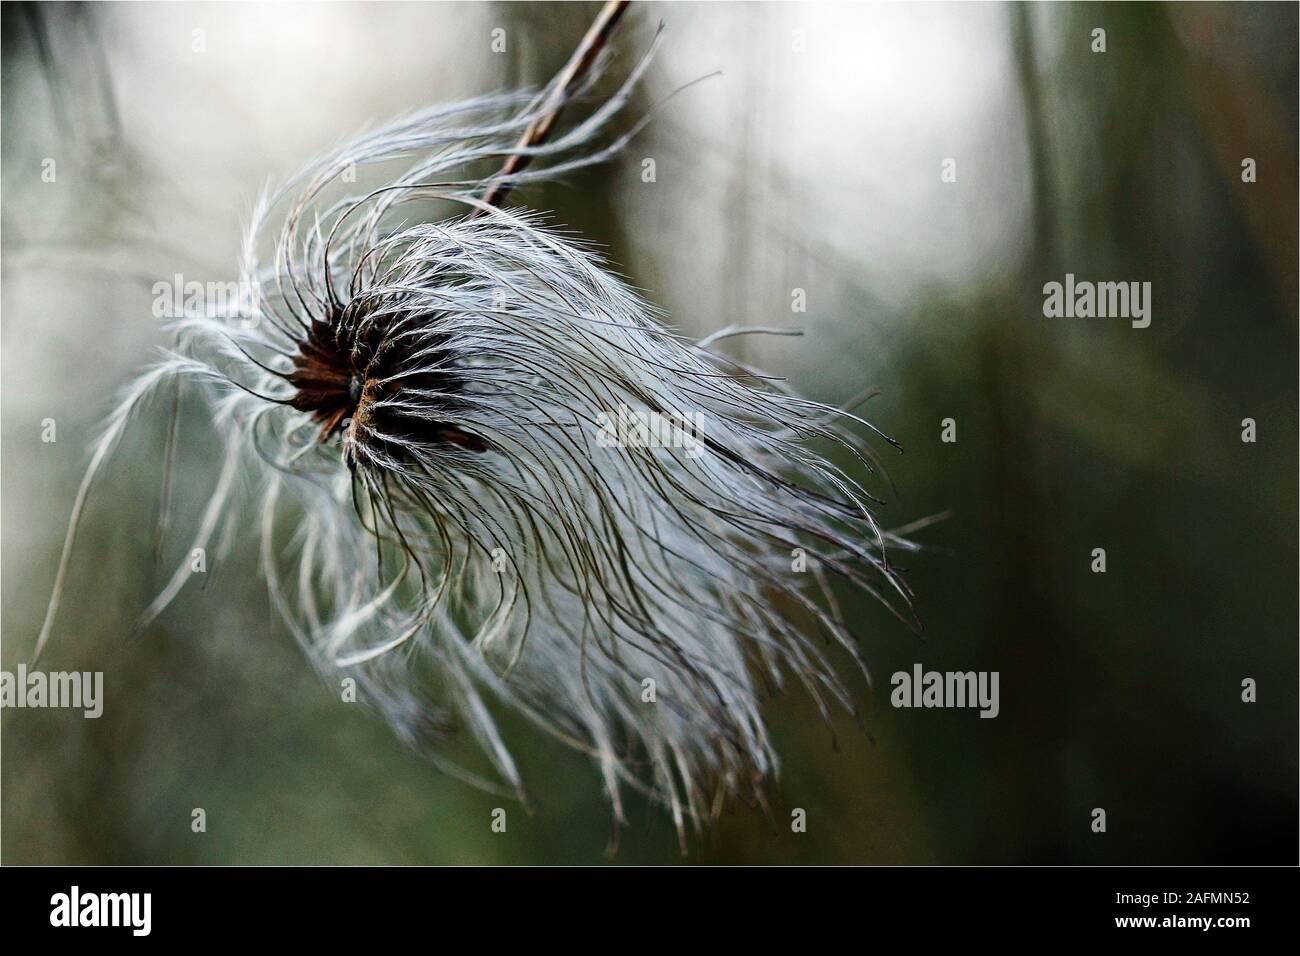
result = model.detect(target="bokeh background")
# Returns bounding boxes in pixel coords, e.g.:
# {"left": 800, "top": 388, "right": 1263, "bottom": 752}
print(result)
{"left": 2, "top": 1, "right": 1296, "bottom": 864}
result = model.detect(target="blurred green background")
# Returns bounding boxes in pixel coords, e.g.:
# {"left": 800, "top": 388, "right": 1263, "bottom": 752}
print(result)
{"left": 2, "top": 1, "right": 1296, "bottom": 864}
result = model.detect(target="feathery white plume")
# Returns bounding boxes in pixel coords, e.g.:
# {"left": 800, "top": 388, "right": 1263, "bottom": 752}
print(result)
{"left": 36, "top": 23, "right": 918, "bottom": 839}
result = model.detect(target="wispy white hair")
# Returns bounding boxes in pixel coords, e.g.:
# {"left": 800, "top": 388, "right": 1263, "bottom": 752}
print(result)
{"left": 37, "top": 44, "right": 917, "bottom": 839}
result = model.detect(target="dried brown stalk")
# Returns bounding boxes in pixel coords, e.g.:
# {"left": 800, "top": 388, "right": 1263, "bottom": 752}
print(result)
{"left": 477, "top": 0, "right": 631, "bottom": 211}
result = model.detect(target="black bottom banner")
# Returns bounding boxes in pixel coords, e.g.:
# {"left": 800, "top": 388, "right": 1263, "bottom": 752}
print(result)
{"left": 1, "top": 865, "right": 1292, "bottom": 941}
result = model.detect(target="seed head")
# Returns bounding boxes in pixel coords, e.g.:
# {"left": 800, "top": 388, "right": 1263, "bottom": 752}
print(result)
{"left": 36, "top": 39, "right": 918, "bottom": 840}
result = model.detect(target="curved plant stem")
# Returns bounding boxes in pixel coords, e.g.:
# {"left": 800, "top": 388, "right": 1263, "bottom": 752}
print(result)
{"left": 478, "top": 0, "right": 631, "bottom": 211}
